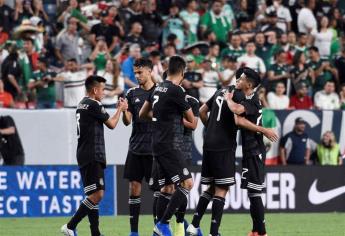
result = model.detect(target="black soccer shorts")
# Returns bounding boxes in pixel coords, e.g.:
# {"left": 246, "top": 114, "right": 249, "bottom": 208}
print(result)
{"left": 201, "top": 149, "right": 236, "bottom": 187}
{"left": 80, "top": 161, "right": 105, "bottom": 195}
{"left": 123, "top": 151, "right": 153, "bottom": 183}
{"left": 155, "top": 149, "right": 192, "bottom": 187}
{"left": 148, "top": 157, "right": 161, "bottom": 191}
{"left": 241, "top": 153, "right": 266, "bottom": 193}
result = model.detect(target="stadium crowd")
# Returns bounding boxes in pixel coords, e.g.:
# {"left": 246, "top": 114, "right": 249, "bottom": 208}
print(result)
{"left": 0, "top": 0, "right": 344, "bottom": 166}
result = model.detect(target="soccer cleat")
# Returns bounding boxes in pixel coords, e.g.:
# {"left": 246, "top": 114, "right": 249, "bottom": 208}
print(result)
{"left": 174, "top": 222, "right": 185, "bottom": 236}
{"left": 129, "top": 232, "right": 139, "bottom": 236}
{"left": 186, "top": 224, "right": 203, "bottom": 236}
{"left": 154, "top": 222, "right": 172, "bottom": 236}
{"left": 60, "top": 224, "right": 76, "bottom": 236}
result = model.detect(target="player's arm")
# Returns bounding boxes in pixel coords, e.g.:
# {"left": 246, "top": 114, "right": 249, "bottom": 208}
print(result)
{"left": 139, "top": 101, "right": 153, "bottom": 120}
{"left": 183, "top": 110, "right": 198, "bottom": 130}
{"left": 234, "top": 115, "right": 278, "bottom": 142}
{"left": 279, "top": 147, "right": 287, "bottom": 165}
{"left": 122, "top": 109, "right": 132, "bottom": 126}
{"left": 224, "top": 91, "right": 245, "bottom": 115}
{"left": 0, "top": 126, "right": 15, "bottom": 135}
{"left": 199, "top": 104, "right": 209, "bottom": 126}
{"left": 105, "top": 98, "right": 128, "bottom": 129}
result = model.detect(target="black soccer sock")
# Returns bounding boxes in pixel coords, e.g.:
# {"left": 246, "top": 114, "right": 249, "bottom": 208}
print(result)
{"left": 67, "top": 198, "right": 95, "bottom": 230}
{"left": 191, "top": 191, "right": 213, "bottom": 228}
{"left": 249, "top": 200, "right": 258, "bottom": 232}
{"left": 129, "top": 196, "right": 141, "bottom": 233}
{"left": 88, "top": 205, "right": 101, "bottom": 236}
{"left": 153, "top": 191, "right": 160, "bottom": 224}
{"left": 210, "top": 196, "right": 225, "bottom": 236}
{"left": 161, "top": 186, "right": 189, "bottom": 224}
{"left": 156, "top": 192, "right": 172, "bottom": 222}
{"left": 175, "top": 200, "right": 187, "bottom": 223}
{"left": 249, "top": 195, "right": 266, "bottom": 235}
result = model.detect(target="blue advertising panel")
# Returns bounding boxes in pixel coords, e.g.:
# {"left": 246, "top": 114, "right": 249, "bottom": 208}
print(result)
{"left": 0, "top": 165, "right": 116, "bottom": 217}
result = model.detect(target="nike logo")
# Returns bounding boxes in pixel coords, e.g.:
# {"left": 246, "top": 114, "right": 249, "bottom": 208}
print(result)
{"left": 308, "top": 180, "right": 345, "bottom": 205}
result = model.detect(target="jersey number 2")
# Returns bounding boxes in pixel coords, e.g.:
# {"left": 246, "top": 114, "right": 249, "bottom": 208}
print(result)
{"left": 152, "top": 95, "right": 159, "bottom": 121}
{"left": 76, "top": 113, "right": 81, "bottom": 139}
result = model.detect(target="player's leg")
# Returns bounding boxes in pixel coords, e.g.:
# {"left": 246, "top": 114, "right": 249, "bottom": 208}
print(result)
{"left": 124, "top": 151, "right": 147, "bottom": 235}
{"left": 209, "top": 150, "right": 236, "bottom": 236}
{"left": 242, "top": 155, "right": 266, "bottom": 236}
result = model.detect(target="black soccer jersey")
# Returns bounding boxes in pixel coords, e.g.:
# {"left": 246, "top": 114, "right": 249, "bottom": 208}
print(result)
{"left": 76, "top": 97, "right": 110, "bottom": 168}
{"left": 203, "top": 86, "right": 245, "bottom": 151}
{"left": 147, "top": 80, "right": 191, "bottom": 155}
{"left": 182, "top": 95, "right": 200, "bottom": 160}
{"left": 240, "top": 93, "right": 266, "bottom": 157}
{"left": 126, "top": 85, "right": 155, "bottom": 155}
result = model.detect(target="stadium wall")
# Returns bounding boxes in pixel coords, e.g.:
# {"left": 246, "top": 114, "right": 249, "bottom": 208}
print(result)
{"left": 1, "top": 108, "right": 345, "bottom": 165}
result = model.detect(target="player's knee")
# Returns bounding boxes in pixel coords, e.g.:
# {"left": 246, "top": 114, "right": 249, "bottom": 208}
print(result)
{"left": 214, "top": 185, "right": 229, "bottom": 198}
{"left": 248, "top": 191, "right": 263, "bottom": 198}
{"left": 129, "top": 181, "right": 142, "bottom": 196}
{"left": 89, "top": 190, "right": 104, "bottom": 204}
{"left": 181, "top": 178, "right": 193, "bottom": 190}
{"left": 161, "top": 184, "right": 174, "bottom": 194}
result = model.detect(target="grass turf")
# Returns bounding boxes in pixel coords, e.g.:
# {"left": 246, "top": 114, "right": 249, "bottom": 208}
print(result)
{"left": 0, "top": 213, "right": 344, "bottom": 236}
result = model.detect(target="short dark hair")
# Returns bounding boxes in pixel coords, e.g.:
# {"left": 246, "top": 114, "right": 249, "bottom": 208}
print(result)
{"left": 168, "top": 56, "right": 186, "bottom": 76}
{"left": 309, "top": 46, "right": 319, "bottom": 53}
{"left": 67, "top": 58, "right": 78, "bottom": 63}
{"left": 242, "top": 67, "right": 261, "bottom": 88}
{"left": 133, "top": 58, "right": 153, "bottom": 70}
{"left": 23, "top": 36, "right": 34, "bottom": 44}
{"left": 149, "top": 50, "right": 161, "bottom": 58}
{"left": 85, "top": 75, "right": 106, "bottom": 92}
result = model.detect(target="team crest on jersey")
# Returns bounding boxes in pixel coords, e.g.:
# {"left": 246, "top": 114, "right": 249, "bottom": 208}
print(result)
{"left": 149, "top": 178, "right": 153, "bottom": 186}
{"left": 99, "top": 178, "right": 104, "bottom": 186}
{"left": 135, "top": 98, "right": 140, "bottom": 103}
{"left": 183, "top": 168, "right": 189, "bottom": 176}
{"left": 101, "top": 107, "right": 106, "bottom": 114}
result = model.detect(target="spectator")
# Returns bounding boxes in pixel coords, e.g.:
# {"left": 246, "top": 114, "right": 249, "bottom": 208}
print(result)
{"left": 98, "top": 60, "right": 124, "bottom": 108}
{"left": 280, "top": 117, "right": 311, "bottom": 165}
{"left": 254, "top": 32, "right": 277, "bottom": 70}
{"left": 55, "top": 16, "right": 84, "bottom": 64}
{"left": 32, "top": 0, "right": 49, "bottom": 23}
{"left": 308, "top": 46, "right": 338, "bottom": 93}
{"left": 179, "top": 0, "right": 199, "bottom": 45}
{"left": 334, "top": 48, "right": 345, "bottom": 86}
{"left": 57, "top": 0, "right": 80, "bottom": 28}
{"left": 298, "top": 0, "right": 317, "bottom": 34}
{"left": 289, "top": 82, "right": 314, "bottom": 109}
{"left": 290, "top": 51, "right": 314, "bottom": 95}
{"left": 267, "top": 82, "right": 290, "bottom": 109}
{"left": 0, "top": 79, "right": 14, "bottom": 108}
{"left": 0, "top": 115, "right": 25, "bottom": 165}
{"left": 234, "top": 14, "right": 255, "bottom": 43}
{"left": 267, "top": 50, "right": 290, "bottom": 92}
{"left": 317, "top": 131, "right": 343, "bottom": 165}
{"left": 287, "top": 31, "right": 297, "bottom": 53}
{"left": 28, "top": 57, "right": 57, "bottom": 109}
{"left": 261, "top": 10, "right": 284, "bottom": 38}
{"left": 55, "top": 58, "right": 88, "bottom": 108}
{"left": 90, "top": 10, "right": 120, "bottom": 54}
{"left": 220, "top": 33, "right": 245, "bottom": 59}
{"left": 198, "top": 58, "right": 220, "bottom": 103}
{"left": 257, "top": 86, "right": 269, "bottom": 108}
{"left": 149, "top": 50, "right": 164, "bottom": 83}
{"left": 162, "top": 4, "right": 185, "bottom": 50}
{"left": 295, "top": 32, "right": 308, "bottom": 54}
{"left": 314, "top": 80, "right": 340, "bottom": 110}
{"left": 14, "top": 0, "right": 34, "bottom": 26}
{"left": 200, "top": 0, "right": 231, "bottom": 44}
{"left": 279, "top": 33, "right": 294, "bottom": 63}
{"left": 267, "top": 0, "right": 292, "bottom": 33}
{"left": 0, "top": 23, "right": 9, "bottom": 45}
{"left": 140, "top": 0, "right": 163, "bottom": 43}
{"left": 237, "top": 40, "right": 266, "bottom": 78}
{"left": 106, "top": 5, "right": 125, "bottom": 38}
{"left": 1, "top": 44, "right": 22, "bottom": 100}
{"left": 182, "top": 55, "right": 203, "bottom": 100}
{"left": 162, "top": 43, "right": 176, "bottom": 58}
{"left": 205, "top": 42, "right": 220, "bottom": 70}
{"left": 122, "top": 43, "right": 141, "bottom": 91}
{"left": 220, "top": 55, "right": 237, "bottom": 87}
{"left": 125, "top": 22, "right": 146, "bottom": 49}
{"left": 119, "top": 0, "right": 142, "bottom": 34}
{"left": 220, "top": 0, "right": 235, "bottom": 28}
{"left": 0, "top": 0, "right": 13, "bottom": 33}
{"left": 89, "top": 36, "right": 111, "bottom": 71}
{"left": 340, "top": 84, "right": 345, "bottom": 110}
{"left": 311, "top": 16, "right": 333, "bottom": 59}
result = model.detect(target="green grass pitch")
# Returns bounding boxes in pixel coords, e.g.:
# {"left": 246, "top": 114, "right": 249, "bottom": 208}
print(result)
{"left": 0, "top": 213, "right": 344, "bottom": 236}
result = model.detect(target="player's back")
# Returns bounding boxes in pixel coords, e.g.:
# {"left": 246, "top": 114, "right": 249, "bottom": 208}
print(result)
{"left": 76, "top": 97, "right": 110, "bottom": 168}
{"left": 240, "top": 93, "right": 265, "bottom": 156}
{"left": 204, "top": 87, "right": 245, "bottom": 151}
{"left": 150, "top": 80, "right": 190, "bottom": 155}
{"left": 126, "top": 86, "right": 155, "bottom": 155}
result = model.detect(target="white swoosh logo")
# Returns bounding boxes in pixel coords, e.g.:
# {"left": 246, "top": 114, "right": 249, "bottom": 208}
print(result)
{"left": 308, "top": 180, "right": 345, "bottom": 205}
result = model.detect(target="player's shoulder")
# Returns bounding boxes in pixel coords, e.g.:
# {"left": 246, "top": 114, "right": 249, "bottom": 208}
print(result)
{"left": 126, "top": 86, "right": 140, "bottom": 96}
{"left": 186, "top": 94, "right": 199, "bottom": 104}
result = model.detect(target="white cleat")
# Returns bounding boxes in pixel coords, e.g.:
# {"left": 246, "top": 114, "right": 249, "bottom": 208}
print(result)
{"left": 61, "top": 224, "right": 75, "bottom": 236}
{"left": 186, "top": 224, "right": 198, "bottom": 236}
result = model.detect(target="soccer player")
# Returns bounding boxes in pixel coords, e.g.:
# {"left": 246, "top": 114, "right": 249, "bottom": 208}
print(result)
{"left": 61, "top": 75, "right": 128, "bottom": 236}
{"left": 187, "top": 69, "right": 277, "bottom": 236}
{"left": 224, "top": 67, "right": 278, "bottom": 236}
{"left": 122, "top": 58, "right": 157, "bottom": 236}
{"left": 139, "top": 55, "right": 195, "bottom": 236}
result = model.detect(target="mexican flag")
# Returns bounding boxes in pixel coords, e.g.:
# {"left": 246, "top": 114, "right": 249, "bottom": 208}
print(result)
{"left": 262, "top": 109, "right": 280, "bottom": 165}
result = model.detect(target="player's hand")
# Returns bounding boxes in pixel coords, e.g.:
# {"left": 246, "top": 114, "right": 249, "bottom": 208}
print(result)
{"left": 263, "top": 128, "right": 279, "bottom": 142}
{"left": 118, "top": 98, "right": 128, "bottom": 111}
{"left": 223, "top": 91, "right": 234, "bottom": 101}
